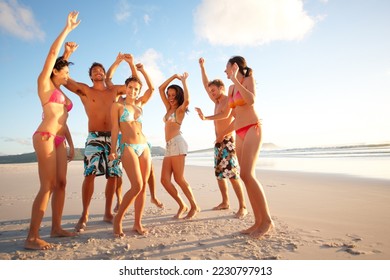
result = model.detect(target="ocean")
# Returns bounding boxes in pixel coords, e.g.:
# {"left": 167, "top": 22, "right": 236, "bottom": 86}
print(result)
{"left": 184, "top": 143, "right": 390, "bottom": 181}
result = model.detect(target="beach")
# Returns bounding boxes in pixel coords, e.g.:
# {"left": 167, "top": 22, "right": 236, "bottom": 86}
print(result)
{"left": 0, "top": 157, "right": 389, "bottom": 261}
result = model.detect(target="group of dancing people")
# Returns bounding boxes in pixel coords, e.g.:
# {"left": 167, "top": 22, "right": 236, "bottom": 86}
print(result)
{"left": 24, "top": 12, "right": 273, "bottom": 250}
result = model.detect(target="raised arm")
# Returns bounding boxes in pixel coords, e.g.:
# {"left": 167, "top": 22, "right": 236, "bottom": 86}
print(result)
{"left": 123, "top": 54, "right": 138, "bottom": 79}
{"left": 159, "top": 74, "right": 179, "bottom": 110}
{"left": 198, "top": 57, "right": 215, "bottom": 102}
{"left": 229, "top": 63, "right": 256, "bottom": 105}
{"left": 178, "top": 72, "right": 190, "bottom": 112}
{"left": 106, "top": 52, "right": 125, "bottom": 88}
{"left": 62, "top": 42, "right": 78, "bottom": 61}
{"left": 106, "top": 53, "right": 138, "bottom": 99}
{"left": 38, "top": 11, "right": 80, "bottom": 92}
{"left": 136, "top": 63, "right": 154, "bottom": 106}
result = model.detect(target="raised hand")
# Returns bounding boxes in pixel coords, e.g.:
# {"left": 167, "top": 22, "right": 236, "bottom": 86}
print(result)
{"left": 123, "top": 54, "right": 134, "bottom": 64}
{"left": 65, "top": 42, "right": 78, "bottom": 54}
{"left": 179, "top": 72, "right": 189, "bottom": 81}
{"left": 229, "top": 62, "right": 239, "bottom": 81}
{"left": 67, "top": 11, "right": 81, "bottom": 31}
{"left": 136, "top": 63, "right": 144, "bottom": 72}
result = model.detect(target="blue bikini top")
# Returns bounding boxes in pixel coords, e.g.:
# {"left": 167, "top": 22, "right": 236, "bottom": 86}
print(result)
{"left": 120, "top": 106, "right": 143, "bottom": 123}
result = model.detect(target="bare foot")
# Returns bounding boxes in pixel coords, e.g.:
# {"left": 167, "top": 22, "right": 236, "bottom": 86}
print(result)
{"left": 74, "top": 218, "right": 87, "bottom": 233}
{"left": 240, "top": 224, "right": 257, "bottom": 235}
{"left": 184, "top": 206, "right": 201, "bottom": 220}
{"left": 103, "top": 214, "right": 114, "bottom": 223}
{"left": 174, "top": 205, "right": 188, "bottom": 219}
{"left": 250, "top": 220, "right": 275, "bottom": 239}
{"left": 213, "top": 202, "right": 229, "bottom": 210}
{"left": 51, "top": 228, "right": 78, "bottom": 238}
{"left": 151, "top": 197, "right": 164, "bottom": 208}
{"left": 114, "top": 232, "right": 126, "bottom": 238}
{"left": 133, "top": 225, "right": 149, "bottom": 235}
{"left": 235, "top": 207, "right": 248, "bottom": 219}
{"left": 113, "top": 216, "right": 124, "bottom": 237}
{"left": 113, "top": 202, "right": 120, "bottom": 213}
{"left": 24, "top": 238, "right": 54, "bottom": 250}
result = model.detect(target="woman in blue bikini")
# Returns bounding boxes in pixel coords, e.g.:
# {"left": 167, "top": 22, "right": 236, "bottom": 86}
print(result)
{"left": 25, "top": 12, "right": 80, "bottom": 250}
{"left": 109, "top": 63, "right": 154, "bottom": 237}
{"left": 218, "top": 56, "right": 273, "bottom": 238}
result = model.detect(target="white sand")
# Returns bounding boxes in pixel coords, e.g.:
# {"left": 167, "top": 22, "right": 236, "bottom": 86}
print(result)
{"left": 0, "top": 159, "right": 389, "bottom": 260}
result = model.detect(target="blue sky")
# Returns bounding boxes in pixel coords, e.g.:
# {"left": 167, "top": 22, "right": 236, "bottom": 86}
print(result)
{"left": 0, "top": 0, "right": 389, "bottom": 155}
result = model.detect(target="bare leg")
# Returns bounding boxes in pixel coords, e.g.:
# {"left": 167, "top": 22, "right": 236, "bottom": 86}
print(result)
{"left": 75, "top": 175, "right": 95, "bottom": 232}
{"left": 51, "top": 143, "right": 76, "bottom": 237}
{"left": 171, "top": 155, "right": 200, "bottom": 219}
{"left": 113, "top": 148, "right": 143, "bottom": 237}
{"left": 133, "top": 152, "right": 151, "bottom": 235}
{"left": 25, "top": 135, "right": 55, "bottom": 250}
{"left": 160, "top": 156, "right": 188, "bottom": 219}
{"left": 230, "top": 178, "right": 248, "bottom": 219}
{"left": 148, "top": 165, "right": 164, "bottom": 208}
{"left": 114, "top": 176, "right": 123, "bottom": 213}
{"left": 236, "top": 126, "right": 273, "bottom": 238}
{"left": 213, "top": 179, "right": 230, "bottom": 210}
{"left": 103, "top": 176, "right": 116, "bottom": 223}
{"left": 133, "top": 185, "right": 148, "bottom": 234}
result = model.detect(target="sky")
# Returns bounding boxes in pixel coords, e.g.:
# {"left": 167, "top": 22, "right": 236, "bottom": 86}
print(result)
{"left": 0, "top": 0, "right": 389, "bottom": 155}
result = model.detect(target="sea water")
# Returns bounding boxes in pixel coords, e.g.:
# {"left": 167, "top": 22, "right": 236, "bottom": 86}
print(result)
{"left": 185, "top": 144, "right": 390, "bottom": 181}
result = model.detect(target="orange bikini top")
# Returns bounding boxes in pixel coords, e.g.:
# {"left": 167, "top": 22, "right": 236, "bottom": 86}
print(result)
{"left": 228, "top": 90, "right": 246, "bottom": 108}
{"left": 228, "top": 77, "right": 246, "bottom": 108}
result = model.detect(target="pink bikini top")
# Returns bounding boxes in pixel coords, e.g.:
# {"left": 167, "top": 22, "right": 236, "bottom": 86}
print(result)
{"left": 43, "top": 88, "right": 73, "bottom": 112}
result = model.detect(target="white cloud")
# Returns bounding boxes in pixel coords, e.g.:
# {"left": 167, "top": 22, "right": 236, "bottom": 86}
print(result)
{"left": 193, "top": 0, "right": 316, "bottom": 46}
{"left": 1, "top": 136, "right": 31, "bottom": 146}
{"left": 0, "top": 0, "right": 44, "bottom": 41}
{"left": 115, "top": 0, "right": 131, "bottom": 23}
{"left": 136, "top": 48, "right": 165, "bottom": 88}
{"left": 144, "top": 14, "right": 151, "bottom": 25}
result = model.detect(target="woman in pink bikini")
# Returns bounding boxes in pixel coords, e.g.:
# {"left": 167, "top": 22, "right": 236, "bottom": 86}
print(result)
{"left": 25, "top": 12, "right": 80, "bottom": 250}
{"left": 218, "top": 56, "right": 273, "bottom": 238}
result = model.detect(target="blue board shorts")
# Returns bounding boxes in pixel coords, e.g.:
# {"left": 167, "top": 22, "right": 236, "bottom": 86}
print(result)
{"left": 84, "top": 132, "right": 122, "bottom": 178}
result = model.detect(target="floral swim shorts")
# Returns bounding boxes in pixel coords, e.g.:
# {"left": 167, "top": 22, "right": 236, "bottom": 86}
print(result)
{"left": 214, "top": 135, "right": 239, "bottom": 180}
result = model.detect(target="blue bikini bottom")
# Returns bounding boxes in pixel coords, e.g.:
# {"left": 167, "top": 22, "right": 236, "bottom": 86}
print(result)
{"left": 120, "top": 142, "right": 151, "bottom": 157}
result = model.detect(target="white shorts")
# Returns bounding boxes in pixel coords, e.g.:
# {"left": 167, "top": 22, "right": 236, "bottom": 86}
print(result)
{"left": 165, "top": 134, "right": 188, "bottom": 157}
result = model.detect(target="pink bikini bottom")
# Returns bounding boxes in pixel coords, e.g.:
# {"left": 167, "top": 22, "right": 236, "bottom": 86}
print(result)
{"left": 235, "top": 122, "right": 260, "bottom": 140}
{"left": 33, "top": 131, "right": 65, "bottom": 148}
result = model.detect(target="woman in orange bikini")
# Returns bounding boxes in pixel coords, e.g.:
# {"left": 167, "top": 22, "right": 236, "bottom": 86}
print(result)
{"left": 218, "top": 56, "right": 273, "bottom": 238}
{"left": 25, "top": 12, "right": 80, "bottom": 250}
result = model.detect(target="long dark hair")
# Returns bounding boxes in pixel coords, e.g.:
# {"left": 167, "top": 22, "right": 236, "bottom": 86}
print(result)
{"left": 51, "top": 56, "right": 73, "bottom": 78}
{"left": 167, "top": 84, "right": 189, "bottom": 113}
{"left": 228, "top": 56, "right": 252, "bottom": 77}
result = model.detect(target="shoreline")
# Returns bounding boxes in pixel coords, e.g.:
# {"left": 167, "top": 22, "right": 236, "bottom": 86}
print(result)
{"left": 0, "top": 160, "right": 389, "bottom": 260}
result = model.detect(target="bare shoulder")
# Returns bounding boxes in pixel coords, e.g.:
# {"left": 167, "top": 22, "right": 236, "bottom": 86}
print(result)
{"left": 108, "top": 84, "right": 126, "bottom": 96}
